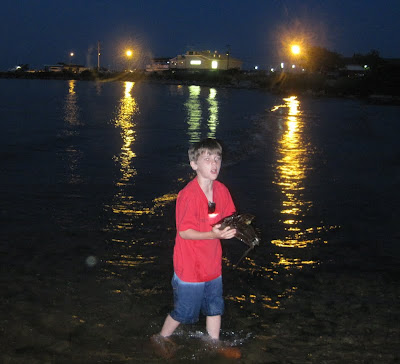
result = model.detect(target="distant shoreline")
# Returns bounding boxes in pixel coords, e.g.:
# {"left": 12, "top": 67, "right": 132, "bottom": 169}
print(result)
{"left": 1, "top": 70, "right": 400, "bottom": 105}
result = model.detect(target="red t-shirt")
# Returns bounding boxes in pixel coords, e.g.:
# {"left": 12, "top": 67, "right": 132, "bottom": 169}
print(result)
{"left": 173, "top": 178, "right": 236, "bottom": 282}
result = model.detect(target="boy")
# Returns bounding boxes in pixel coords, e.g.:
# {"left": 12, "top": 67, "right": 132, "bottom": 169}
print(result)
{"left": 152, "top": 138, "right": 240, "bottom": 358}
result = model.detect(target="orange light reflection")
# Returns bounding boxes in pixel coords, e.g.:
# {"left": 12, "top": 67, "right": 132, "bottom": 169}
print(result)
{"left": 271, "top": 96, "right": 315, "bottom": 249}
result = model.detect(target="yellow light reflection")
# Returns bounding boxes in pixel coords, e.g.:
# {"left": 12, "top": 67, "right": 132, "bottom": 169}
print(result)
{"left": 207, "top": 88, "right": 219, "bottom": 138}
{"left": 63, "top": 80, "right": 82, "bottom": 184}
{"left": 185, "top": 85, "right": 202, "bottom": 143}
{"left": 225, "top": 286, "right": 297, "bottom": 310}
{"left": 108, "top": 82, "right": 176, "bottom": 224}
{"left": 113, "top": 81, "right": 138, "bottom": 186}
{"left": 64, "top": 80, "right": 79, "bottom": 126}
{"left": 109, "top": 192, "right": 178, "bottom": 221}
{"left": 105, "top": 254, "right": 156, "bottom": 268}
{"left": 169, "top": 84, "right": 184, "bottom": 96}
{"left": 272, "top": 254, "right": 316, "bottom": 270}
{"left": 271, "top": 96, "right": 314, "bottom": 248}
{"left": 153, "top": 193, "right": 178, "bottom": 212}
{"left": 108, "top": 81, "right": 141, "bottom": 221}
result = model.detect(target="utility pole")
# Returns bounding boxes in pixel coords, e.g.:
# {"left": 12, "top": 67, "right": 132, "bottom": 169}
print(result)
{"left": 226, "top": 44, "right": 231, "bottom": 70}
{"left": 97, "top": 41, "right": 101, "bottom": 70}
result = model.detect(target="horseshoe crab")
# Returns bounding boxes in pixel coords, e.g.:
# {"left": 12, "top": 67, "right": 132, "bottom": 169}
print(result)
{"left": 214, "top": 213, "right": 260, "bottom": 267}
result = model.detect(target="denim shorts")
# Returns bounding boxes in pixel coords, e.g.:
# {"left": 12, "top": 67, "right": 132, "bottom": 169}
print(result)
{"left": 169, "top": 273, "right": 224, "bottom": 324}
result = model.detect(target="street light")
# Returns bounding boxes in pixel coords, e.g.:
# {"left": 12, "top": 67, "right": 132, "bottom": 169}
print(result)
{"left": 125, "top": 49, "right": 134, "bottom": 72}
{"left": 289, "top": 45, "right": 302, "bottom": 72}
{"left": 291, "top": 45, "right": 300, "bottom": 55}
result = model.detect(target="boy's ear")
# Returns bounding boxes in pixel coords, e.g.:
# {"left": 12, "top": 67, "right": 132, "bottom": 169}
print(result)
{"left": 190, "top": 160, "right": 198, "bottom": 170}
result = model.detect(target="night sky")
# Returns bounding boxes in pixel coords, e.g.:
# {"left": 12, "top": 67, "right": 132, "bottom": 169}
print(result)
{"left": 1, "top": 0, "right": 399, "bottom": 70}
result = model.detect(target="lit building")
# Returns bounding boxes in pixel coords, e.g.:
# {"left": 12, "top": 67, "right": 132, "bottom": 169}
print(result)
{"left": 170, "top": 50, "right": 242, "bottom": 71}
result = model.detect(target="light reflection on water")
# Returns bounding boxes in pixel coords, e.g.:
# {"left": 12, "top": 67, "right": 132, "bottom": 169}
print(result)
{"left": 226, "top": 286, "right": 297, "bottom": 311}
{"left": 207, "top": 88, "right": 219, "bottom": 138}
{"left": 273, "top": 254, "right": 315, "bottom": 269}
{"left": 106, "top": 83, "right": 221, "bottom": 234}
{"left": 105, "top": 81, "right": 141, "bottom": 231}
{"left": 106, "top": 253, "right": 156, "bottom": 268}
{"left": 185, "top": 85, "right": 219, "bottom": 143}
{"left": 105, "top": 82, "right": 177, "bottom": 236}
{"left": 98, "top": 87, "right": 330, "bottom": 311}
{"left": 3, "top": 79, "right": 396, "bottom": 361}
{"left": 226, "top": 96, "right": 320, "bottom": 311}
{"left": 64, "top": 80, "right": 80, "bottom": 126}
{"left": 106, "top": 83, "right": 221, "bottom": 232}
{"left": 271, "top": 96, "right": 319, "bottom": 249}
{"left": 62, "top": 80, "right": 82, "bottom": 184}
{"left": 185, "top": 85, "right": 202, "bottom": 143}
{"left": 113, "top": 81, "right": 138, "bottom": 187}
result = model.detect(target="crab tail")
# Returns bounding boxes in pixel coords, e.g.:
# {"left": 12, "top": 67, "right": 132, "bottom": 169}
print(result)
{"left": 234, "top": 246, "right": 254, "bottom": 268}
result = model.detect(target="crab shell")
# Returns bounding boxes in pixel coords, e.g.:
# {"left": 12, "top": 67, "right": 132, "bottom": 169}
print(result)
{"left": 213, "top": 213, "right": 260, "bottom": 248}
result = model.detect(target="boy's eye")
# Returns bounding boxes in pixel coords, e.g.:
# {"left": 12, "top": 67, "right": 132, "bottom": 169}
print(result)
{"left": 202, "top": 155, "right": 221, "bottom": 163}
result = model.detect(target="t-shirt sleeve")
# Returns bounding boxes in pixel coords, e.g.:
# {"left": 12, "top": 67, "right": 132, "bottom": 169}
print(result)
{"left": 176, "top": 191, "right": 199, "bottom": 232}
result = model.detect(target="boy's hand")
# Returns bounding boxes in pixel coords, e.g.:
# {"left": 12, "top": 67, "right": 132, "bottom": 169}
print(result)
{"left": 212, "top": 224, "right": 237, "bottom": 240}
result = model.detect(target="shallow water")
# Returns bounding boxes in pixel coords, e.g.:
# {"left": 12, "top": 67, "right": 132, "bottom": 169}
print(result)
{"left": 0, "top": 78, "right": 399, "bottom": 363}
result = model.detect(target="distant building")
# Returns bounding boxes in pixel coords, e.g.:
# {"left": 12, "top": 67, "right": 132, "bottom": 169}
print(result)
{"left": 44, "top": 64, "right": 64, "bottom": 72}
{"left": 63, "top": 64, "right": 88, "bottom": 73}
{"left": 170, "top": 50, "right": 242, "bottom": 71}
{"left": 44, "top": 63, "right": 88, "bottom": 73}
{"left": 145, "top": 57, "right": 171, "bottom": 72}
{"left": 340, "top": 64, "right": 368, "bottom": 78}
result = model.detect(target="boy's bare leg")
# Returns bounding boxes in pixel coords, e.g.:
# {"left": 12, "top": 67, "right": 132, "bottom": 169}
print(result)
{"left": 160, "top": 314, "right": 180, "bottom": 337}
{"left": 206, "top": 315, "right": 241, "bottom": 359}
{"left": 151, "top": 315, "right": 180, "bottom": 359}
{"left": 206, "top": 315, "right": 221, "bottom": 340}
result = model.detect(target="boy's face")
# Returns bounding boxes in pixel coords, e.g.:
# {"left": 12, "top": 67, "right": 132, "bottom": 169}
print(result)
{"left": 190, "top": 150, "right": 221, "bottom": 181}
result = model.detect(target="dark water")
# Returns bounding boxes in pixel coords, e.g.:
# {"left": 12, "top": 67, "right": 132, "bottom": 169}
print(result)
{"left": 1, "top": 78, "right": 399, "bottom": 363}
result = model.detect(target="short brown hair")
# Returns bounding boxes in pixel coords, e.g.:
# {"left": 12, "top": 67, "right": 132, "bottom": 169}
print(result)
{"left": 188, "top": 138, "right": 222, "bottom": 162}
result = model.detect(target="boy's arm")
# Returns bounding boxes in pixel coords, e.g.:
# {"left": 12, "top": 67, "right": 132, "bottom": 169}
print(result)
{"left": 179, "top": 225, "right": 236, "bottom": 240}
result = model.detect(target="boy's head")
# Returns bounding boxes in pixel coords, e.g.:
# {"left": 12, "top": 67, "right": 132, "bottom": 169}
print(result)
{"left": 188, "top": 138, "right": 222, "bottom": 162}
